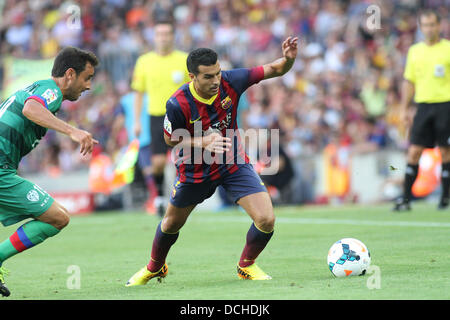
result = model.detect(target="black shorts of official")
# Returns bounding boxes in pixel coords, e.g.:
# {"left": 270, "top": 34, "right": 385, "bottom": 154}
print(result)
{"left": 410, "top": 101, "right": 450, "bottom": 148}
{"left": 150, "top": 115, "right": 169, "bottom": 155}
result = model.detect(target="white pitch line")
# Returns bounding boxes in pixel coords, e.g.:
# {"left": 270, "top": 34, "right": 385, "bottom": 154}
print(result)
{"left": 196, "top": 215, "right": 450, "bottom": 228}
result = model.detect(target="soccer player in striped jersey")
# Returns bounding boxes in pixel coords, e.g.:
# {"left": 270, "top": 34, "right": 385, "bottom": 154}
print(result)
{"left": 0, "top": 47, "right": 99, "bottom": 297}
{"left": 126, "top": 36, "right": 298, "bottom": 285}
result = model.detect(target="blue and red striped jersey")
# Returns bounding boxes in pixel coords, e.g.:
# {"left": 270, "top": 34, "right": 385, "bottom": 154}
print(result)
{"left": 164, "top": 66, "right": 264, "bottom": 183}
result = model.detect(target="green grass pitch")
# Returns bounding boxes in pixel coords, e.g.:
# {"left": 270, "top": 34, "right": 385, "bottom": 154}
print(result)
{"left": 0, "top": 202, "right": 449, "bottom": 300}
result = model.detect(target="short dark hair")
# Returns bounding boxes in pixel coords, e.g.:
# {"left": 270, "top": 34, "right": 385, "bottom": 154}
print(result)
{"left": 155, "top": 17, "right": 175, "bottom": 30}
{"left": 186, "top": 48, "right": 218, "bottom": 75}
{"left": 154, "top": 12, "right": 175, "bottom": 32}
{"left": 51, "top": 47, "right": 99, "bottom": 77}
{"left": 418, "top": 8, "right": 441, "bottom": 24}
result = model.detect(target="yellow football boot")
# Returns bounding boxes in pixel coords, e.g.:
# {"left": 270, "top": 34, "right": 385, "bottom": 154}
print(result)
{"left": 0, "top": 267, "right": 10, "bottom": 297}
{"left": 125, "top": 264, "right": 168, "bottom": 287}
{"left": 237, "top": 263, "right": 272, "bottom": 280}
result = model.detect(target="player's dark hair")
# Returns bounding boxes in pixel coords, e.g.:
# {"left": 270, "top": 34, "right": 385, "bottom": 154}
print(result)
{"left": 154, "top": 16, "right": 175, "bottom": 32}
{"left": 187, "top": 48, "right": 218, "bottom": 75}
{"left": 418, "top": 8, "right": 441, "bottom": 24}
{"left": 51, "top": 47, "right": 99, "bottom": 77}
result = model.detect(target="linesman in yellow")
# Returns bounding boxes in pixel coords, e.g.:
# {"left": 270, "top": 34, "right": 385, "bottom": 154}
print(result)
{"left": 394, "top": 9, "right": 450, "bottom": 211}
{"left": 131, "top": 18, "right": 190, "bottom": 216}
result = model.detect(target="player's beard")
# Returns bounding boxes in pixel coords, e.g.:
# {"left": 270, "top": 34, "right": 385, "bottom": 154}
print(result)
{"left": 66, "top": 88, "right": 82, "bottom": 101}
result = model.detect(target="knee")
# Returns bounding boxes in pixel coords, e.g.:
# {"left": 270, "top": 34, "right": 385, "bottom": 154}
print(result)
{"left": 161, "top": 216, "right": 184, "bottom": 234}
{"left": 153, "top": 163, "right": 165, "bottom": 174}
{"left": 152, "top": 156, "right": 166, "bottom": 173}
{"left": 255, "top": 214, "right": 275, "bottom": 233}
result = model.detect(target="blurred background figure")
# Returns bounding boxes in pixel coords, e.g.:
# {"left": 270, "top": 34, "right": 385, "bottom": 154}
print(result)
{"left": 109, "top": 84, "right": 157, "bottom": 214}
{"left": 131, "top": 16, "right": 190, "bottom": 217}
{"left": 393, "top": 9, "right": 450, "bottom": 211}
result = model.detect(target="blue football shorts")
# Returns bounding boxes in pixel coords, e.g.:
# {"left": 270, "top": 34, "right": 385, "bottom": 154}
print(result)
{"left": 169, "top": 163, "right": 267, "bottom": 208}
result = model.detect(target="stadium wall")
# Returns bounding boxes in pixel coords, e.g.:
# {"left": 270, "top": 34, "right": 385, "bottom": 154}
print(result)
{"left": 314, "top": 149, "right": 406, "bottom": 204}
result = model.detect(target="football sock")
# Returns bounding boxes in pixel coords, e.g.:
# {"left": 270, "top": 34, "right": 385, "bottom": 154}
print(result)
{"left": 147, "top": 221, "right": 179, "bottom": 273}
{"left": 441, "top": 162, "right": 450, "bottom": 200}
{"left": 0, "top": 220, "right": 60, "bottom": 266}
{"left": 145, "top": 174, "right": 157, "bottom": 199}
{"left": 403, "top": 163, "right": 419, "bottom": 202}
{"left": 154, "top": 173, "right": 165, "bottom": 197}
{"left": 239, "top": 223, "right": 274, "bottom": 268}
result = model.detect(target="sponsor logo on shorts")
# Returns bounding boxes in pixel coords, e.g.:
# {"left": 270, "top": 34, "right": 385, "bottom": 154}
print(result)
{"left": 27, "top": 189, "right": 40, "bottom": 202}
{"left": 172, "top": 180, "right": 181, "bottom": 198}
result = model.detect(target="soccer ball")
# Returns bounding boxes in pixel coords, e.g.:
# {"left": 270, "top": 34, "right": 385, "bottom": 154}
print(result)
{"left": 327, "top": 238, "right": 371, "bottom": 277}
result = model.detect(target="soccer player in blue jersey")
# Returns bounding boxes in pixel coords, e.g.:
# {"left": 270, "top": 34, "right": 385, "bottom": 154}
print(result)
{"left": 126, "top": 36, "right": 298, "bottom": 285}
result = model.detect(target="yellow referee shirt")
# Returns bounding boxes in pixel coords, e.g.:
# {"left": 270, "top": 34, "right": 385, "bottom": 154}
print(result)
{"left": 403, "top": 39, "right": 450, "bottom": 103}
{"left": 131, "top": 50, "right": 190, "bottom": 116}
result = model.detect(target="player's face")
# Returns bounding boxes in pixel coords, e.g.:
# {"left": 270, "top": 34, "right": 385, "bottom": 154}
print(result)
{"left": 154, "top": 24, "right": 174, "bottom": 54}
{"left": 419, "top": 14, "right": 440, "bottom": 42}
{"left": 66, "top": 63, "right": 95, "bottom": 101}
{"left": 191, "top": 62, "right": 221, "bottom": 98}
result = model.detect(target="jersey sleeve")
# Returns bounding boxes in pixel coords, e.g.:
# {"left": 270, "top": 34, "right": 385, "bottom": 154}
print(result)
{"left": 403, "top": 47, "right": 415, "bottom": 83}
{"left": 131, "top": 55, "right": 147, "bottom": 93}
{"left": 221, "top": 66, "right": 264, "bottom": 95}
{"left": 25, "top": 85, "right": 62, "bottom": 113}
{"left": 164, "top": 97, "right": 186, "bottom": 138}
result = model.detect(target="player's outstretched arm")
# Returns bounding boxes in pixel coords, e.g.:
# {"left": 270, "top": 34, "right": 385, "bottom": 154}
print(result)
{"left": 262, "top": 36, "right": 298, "bottom": 80}
{"left": 23, "top": 99, "right": 99, "bottom": 156}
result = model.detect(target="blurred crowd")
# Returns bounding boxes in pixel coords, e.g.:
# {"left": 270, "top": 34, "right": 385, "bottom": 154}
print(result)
{"left": 1, "top": 0, "right": 449, "bottom": 179}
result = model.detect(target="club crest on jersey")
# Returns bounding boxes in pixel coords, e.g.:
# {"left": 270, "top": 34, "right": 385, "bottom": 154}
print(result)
{"left": 220, "top": 96, "right": 232, "bottom": 110}
{"left": 27, "top": 189, "right": 40, "bottom": 202}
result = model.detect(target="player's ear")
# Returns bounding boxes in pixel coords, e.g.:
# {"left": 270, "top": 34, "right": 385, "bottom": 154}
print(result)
{"left": 188, "top": 72, "right": 196, "bottom": 81}
{"left": 65, "top": 68, "right": 77, "bottom": 81}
